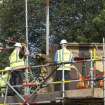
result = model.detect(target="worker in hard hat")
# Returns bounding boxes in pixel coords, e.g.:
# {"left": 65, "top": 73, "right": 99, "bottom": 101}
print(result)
{"left": 54, "top": 39, "right": 74, "bottom": 91}
{"left": 9, "top": 42, "right": 25, "bottom": 68}
{"left": 9, "top": 42, "right": 28, "bottom": 89}
{"left": 0, "top": 67, "right": 11, "bottom": 95}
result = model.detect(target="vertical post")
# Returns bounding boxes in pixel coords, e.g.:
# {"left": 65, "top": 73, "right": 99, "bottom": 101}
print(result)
{"left": 4, "top": 86, "right": 8, "bottom": 104}
{"left": 103, "top": 38, "right": 105, "bottom": 105}
{"left": 25, "top": 0, "right": 29, "bottom": 95}
{"left": 62, "top": 46, "right": 65, "bottom": 98}
{"left": 46, "top": 0, "right": 49, "bottom": 56}
{"left": 90, "top": 50, "right": 94, "bottom": 88}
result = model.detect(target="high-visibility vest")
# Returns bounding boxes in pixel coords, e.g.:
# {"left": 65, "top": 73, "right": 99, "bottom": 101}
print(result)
{"left": 0, "top": 72, "right": 10, "bottom": 88}
{"left": 9, "top": 49, "right": 25, "bottom": 68}
{"left": 55, "top": 48, "right": 73, "bottom": 70}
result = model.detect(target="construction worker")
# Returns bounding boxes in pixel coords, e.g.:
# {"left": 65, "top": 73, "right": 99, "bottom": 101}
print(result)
{"left": 35, "top": 51, "right": 53, "bottom": 93}
{"left": 0, "top": 67, "right": 11, "bottom": 96}
{"left": 9, "top": 42, "right": 28, "bottom": 89}
{"left": 9, "top": 42, "right": 25, "bottom": 69}
{"left": 54, "top": 39, "right": 74, "bottom": 91}
{"left": 36, "top": 52, "right": 51, "bottom": 78}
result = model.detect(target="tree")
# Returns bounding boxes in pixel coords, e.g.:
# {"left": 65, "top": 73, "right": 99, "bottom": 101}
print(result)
{"left": 92, "top": 0, "right": 105, "bottom": 41}
{"left": 0, "top": 0, "right": 46, "bottom": 67}
{"left": 0, "top": 0, "right": 104, "bottom": 51}
{"left": 50, "top": 0, "right": 103, "bottom": 43}
{"left": 0, "top": 0, "right": 104, "bottom": 68}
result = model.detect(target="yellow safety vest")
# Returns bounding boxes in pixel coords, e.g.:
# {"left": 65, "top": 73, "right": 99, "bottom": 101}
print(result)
{"left": 0, "top": 72, "right": 10, "bottom": 88}
{"left": 9, "top": 49, "right": 25, "bottom": 68}
{"left": 57, "top": 48, "right": 73, "bottom": 70}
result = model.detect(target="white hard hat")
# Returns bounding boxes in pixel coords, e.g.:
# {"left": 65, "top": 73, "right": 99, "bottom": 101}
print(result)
{"left": 14, "top": 42, "right": 22, "bottom": 47}
{"left": 60, "top": 39, "right": 67, "bottom": 44}
{"left": 5, "top": 67, "right": 12, "bottom": 70}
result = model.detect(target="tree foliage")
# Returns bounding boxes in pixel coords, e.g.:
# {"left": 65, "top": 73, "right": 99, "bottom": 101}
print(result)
{"left": 0, "top": 0, "right": 104, "bottom": 52}
{"left": 0, "top": 0, "right": 46, "bottom": 52}
{"left": 0, "top": 0, "right": 45, "bottom": 67}
{"left": 92, "top": 0, "right": 105, "bottom": 40}
{"left": 0, "top": 0, "right": 104, "bottom": 45}
{"left": 0, "top": 0, "right": 104, "bottom": 68}
{"left": 50, "top": 0, "right": 103, "bottom": 43}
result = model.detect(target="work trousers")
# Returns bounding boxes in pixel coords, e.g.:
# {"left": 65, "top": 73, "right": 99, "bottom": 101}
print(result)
{"left": 54, "top": 70, "right": 70, "bottom": 91}
{"left": 10, "top": 70, "right": 24, "bottom": 94}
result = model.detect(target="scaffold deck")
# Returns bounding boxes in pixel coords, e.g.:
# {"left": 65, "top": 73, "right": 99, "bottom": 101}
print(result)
{"left": 0, "top": 88, "right": 104, "bottom": 104}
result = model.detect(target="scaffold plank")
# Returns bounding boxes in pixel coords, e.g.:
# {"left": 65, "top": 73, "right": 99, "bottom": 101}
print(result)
{"left": 0, "top": 88, "right": 104, "bottom": 104}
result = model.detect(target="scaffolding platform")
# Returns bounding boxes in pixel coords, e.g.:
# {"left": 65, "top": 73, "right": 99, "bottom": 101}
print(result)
{"left": 0, "top": 88, "right": 104, "bottom": 104}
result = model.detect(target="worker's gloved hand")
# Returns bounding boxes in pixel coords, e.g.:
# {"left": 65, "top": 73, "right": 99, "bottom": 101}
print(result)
{"left": 46, "top": 63, "right": 50, "bottom": 66}
{"left": 71, "top": 60, "right": 75, "bottom": 63}
{"left": 35, "top": 53, "right": 42, "bottom": 59}
{"left": 37, "top": 53, "right": 42, "bottom": 57}
{"left": 70, "top": 58, "right": 75, "bottom": 64}
{"left": 25, "top": 50, "right": 29, "bottom": 56}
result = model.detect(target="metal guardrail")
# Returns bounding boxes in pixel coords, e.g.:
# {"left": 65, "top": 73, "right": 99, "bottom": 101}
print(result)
{"left": 0, "top": 58, "right": 105, "bottom": 104}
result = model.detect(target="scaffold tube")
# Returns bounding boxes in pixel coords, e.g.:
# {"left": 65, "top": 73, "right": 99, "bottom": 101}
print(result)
{"left": 103, "top": 38, "right": 105, "bottom": 105}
